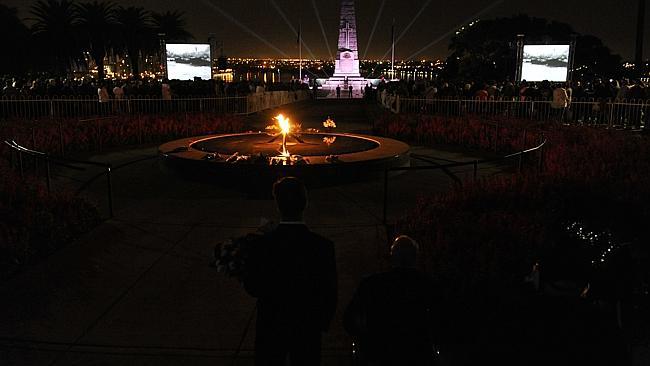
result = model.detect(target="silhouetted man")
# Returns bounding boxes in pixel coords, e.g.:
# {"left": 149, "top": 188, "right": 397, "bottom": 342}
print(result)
{"left": 336, "top": 85, "right": 341, "bottom": 98}
{"left": 344, "top": 236, "right": 439, "bottom": 366}
{"left": 244, "top": 177, "right": 338, "bottom": 366}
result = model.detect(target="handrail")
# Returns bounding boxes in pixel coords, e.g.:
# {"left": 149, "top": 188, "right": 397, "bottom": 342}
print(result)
{"left": 5, "top": 140, "right": 112, "bottom": 169}
{"left": 4, "top": 140, "right": 114, "bottom": 218}
{"left": 382, "top": 139, "right": 547, "bottom": 225}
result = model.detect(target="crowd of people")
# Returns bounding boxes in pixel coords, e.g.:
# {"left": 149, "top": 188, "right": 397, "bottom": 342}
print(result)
{"left": 374, "top": 78, "right": 650, "bottom": 128}
{"left": 235, "top": 177, "right": 631, "bottom": 366}
{"left": 4, "top": 74, "right": 649, "bottom": 129}
{"left": 4, "top": 72, "right": 649, "bottom": 105}
{"left": 0, "top": 75, "right": 310, "bottom": 99}
{"left": 377, "top": 78, "right": 650, "bottom": 102}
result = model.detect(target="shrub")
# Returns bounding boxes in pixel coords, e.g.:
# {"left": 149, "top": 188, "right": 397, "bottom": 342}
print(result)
{"left": 0, "top": 163, "right": 101, "bottom": 279}
{"left": 0, "top": 113, "right": 245, "bottom": 155}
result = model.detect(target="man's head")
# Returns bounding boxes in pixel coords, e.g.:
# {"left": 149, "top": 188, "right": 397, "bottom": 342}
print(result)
{"left": 390, "top": 235, "right": 419, "bottom": 268}
{"left": 273, "top": 177, "right": 308, "bottom": 221}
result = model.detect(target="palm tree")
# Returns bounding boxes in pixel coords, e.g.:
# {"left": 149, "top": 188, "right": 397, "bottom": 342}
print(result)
{"left": 30, "top": 0, "right": 79, "bottom": 75}
{"left": 115, "top": 6, "right": 151, "bottom": 79}
{"left": 151, "top": 10, "right": 193, "bottom": 42}
{"left": 75, "top": 1, "right": 116, "bottom": 81}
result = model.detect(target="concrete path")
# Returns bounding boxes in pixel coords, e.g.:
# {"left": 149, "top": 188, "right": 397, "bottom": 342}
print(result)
{"left": 0, "top": 100, "right": 506, "bottom": 365}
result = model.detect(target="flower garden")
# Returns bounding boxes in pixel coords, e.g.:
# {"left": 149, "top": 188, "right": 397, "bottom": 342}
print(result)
{"left": 0, "top": 113, "right": 245, "bottom": 278}
{"left": 2, "top": 109, "right": 649, "bottom": 349}
{"left": 374, "top": 113, "right": 650, "bottom": 349}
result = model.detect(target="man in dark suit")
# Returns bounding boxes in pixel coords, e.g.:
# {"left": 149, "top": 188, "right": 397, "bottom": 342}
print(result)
{"left": 244, "top": 177, "right": 338, "bottom": 366}
{"left": 344, "top": 236, "right": 439, "bottom": 366}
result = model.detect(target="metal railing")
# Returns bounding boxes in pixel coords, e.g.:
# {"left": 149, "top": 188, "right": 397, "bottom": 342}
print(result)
{"left": 0, "top": 95, "right": 243, "bottom": 120}
{"left": 382, "top": 139, "right": 547, "bottom": 225}
{"left": 0, "top": 90, "right": 311, "bottom": 121}
{"left": 388, "top": 97, "right": 650, "bottom": 129}
{"left": 5, "top": 140, "right": 114, "bottom": 218}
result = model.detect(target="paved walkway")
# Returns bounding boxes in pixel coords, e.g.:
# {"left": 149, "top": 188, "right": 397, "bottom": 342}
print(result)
{"left": 0, "top": 100, "right": 506, "bottom": 365}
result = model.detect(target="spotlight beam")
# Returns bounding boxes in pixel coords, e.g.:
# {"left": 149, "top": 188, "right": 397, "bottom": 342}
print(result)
{"left": 311, "top": 0, "right": 334, "bottom": 61}
{"left": 269, "top": 0, "right": 316, "bottom": 60}
{"left": 269, "top": 0, "right": 329, "bottom": 78}
{"left": 362, "top": 0, "right": 386, "bottom": 60}
{"left": 395, "top": 0, "right": 433, "bottom": 45}
{"left": 376, "top": 0, "right": 433, "bottom": 62}
{"left": 199, "top": 0, "right": 289, "bottom": 58}
{"left": 406, "top": 0, "right": 504, "bottom": 61}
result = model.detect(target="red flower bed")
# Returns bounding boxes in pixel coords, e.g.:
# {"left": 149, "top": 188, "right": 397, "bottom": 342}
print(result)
{"left": 378, "top": 112, "right": 650, "bottom": 343}
{"left": 0, "top": 113, "right": 244, "bottom": 278}
{"left": 0, "top": 113, "right": 245, "bottom": 155}
{"left": 375, "top": 112, "right": 650, "bottom": 358}
{"left": 0, "top": 164, "right": 100, "bottom": 279}
{"left": 374, "top": 113, "right": 547, "bottom": 154}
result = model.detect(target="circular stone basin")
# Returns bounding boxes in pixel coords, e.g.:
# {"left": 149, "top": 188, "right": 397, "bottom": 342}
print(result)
{"left": 159, "top": 132, "right": 410, "bottom": 189}
{"left": 192, "top": 133, "right": 379, "bottom": 157}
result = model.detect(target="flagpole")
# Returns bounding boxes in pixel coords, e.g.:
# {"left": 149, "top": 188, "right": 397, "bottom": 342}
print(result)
{"left": 391, "top": 18, "right": 395, "bottom": 80}
{"left": 299, "top": 20, "right": 303, "bottom": 82}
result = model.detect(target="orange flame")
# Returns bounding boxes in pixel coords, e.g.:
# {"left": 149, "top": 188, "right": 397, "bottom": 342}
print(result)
{"left": 274, "top": 114, "right": 291, "bottom": 156}
{"left": 275, "top": 114, "right": 291, "bottom": 135}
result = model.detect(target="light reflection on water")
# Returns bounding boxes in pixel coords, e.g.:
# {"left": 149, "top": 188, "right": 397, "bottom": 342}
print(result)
{"left": 322, "top": 136, "right": 337, "bottom": 146}
{"left": 215, "top": 71, "right": 291, "bottom": 83}
{"left": 214, "top": 70, "right": 437, "bottom": 83}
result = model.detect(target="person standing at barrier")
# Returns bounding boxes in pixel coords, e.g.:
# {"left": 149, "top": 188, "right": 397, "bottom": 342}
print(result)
{"left": 344, "top": 235, "right": 441, "bottom": 366}
{"left": 551, "top": 83, "right": 569, "bottom": 123}
{"left": 97, "top": 83, "right": 110, "bottom": 103}
{"left": 112, "top": 83, "right": 125, "bottom": 113}
{"left": 628, "top": 80, "right": 646, "bottom": 129}
{"left": 161, "top": 79, "right": 172, "bottom": 101}
{"left": 244, "top": 177, "right": 338, "bottom": 366}
{"left": 336, "top": 85, "right": 341, "bottom": 98}
{"left": 97, "top": 82, "right": 110, "bottom": 116}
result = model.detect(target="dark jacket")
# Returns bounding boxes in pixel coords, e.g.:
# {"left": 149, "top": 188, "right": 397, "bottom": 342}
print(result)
{"left": 244, "top": 224, "right": 338, "bottom": 333}
{"left": 344, "top": 267, "right": 439, "bottom": 365}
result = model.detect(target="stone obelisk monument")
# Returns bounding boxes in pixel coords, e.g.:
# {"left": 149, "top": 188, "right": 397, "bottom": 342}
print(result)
{"left": 333, "top": 0, "right": 361, "bottom": 78}
{"left": 320, "top": 0, "right": 376, "bottom": 97}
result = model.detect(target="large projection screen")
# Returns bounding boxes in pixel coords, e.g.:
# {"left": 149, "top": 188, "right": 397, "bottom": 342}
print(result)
{"left": 520, "top": 45, "right": 570, "bottom": 82}
{"left": 166, "top": 44, "right": 212, "bottom": 80}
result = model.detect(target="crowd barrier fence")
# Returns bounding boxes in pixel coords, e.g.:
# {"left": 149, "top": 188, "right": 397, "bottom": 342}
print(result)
{"left": 384, "top": 96, "right": 650, "bottom": 128}
{"left": 0, "top": 90, "right": 311, "bottom": 121}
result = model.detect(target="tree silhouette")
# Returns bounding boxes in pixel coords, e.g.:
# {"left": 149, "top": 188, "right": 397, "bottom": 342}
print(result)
{"left": 151, "top": 10, "right": 194, "bottom": 42}
{"left": 30, "top": 0, "right": 79, "bottom": 75}
{"left": 447, "top": 15, "right": 622, "bottom": 81}
{"left": 17, "top": 2, "right": 194, "bottom": 79}
{"left": 75, "top": 1, "right": 116, "bottom": 81}
{"left": 115, "top": 6, "right": 152, "bottom": 79}
{"left": 573, "top": 35, "right": 623, "bottom": 80}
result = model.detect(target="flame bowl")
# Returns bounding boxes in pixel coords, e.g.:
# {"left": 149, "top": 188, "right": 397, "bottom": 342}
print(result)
{"left": 159, "top": 132, "right": 410, "bottom": 191}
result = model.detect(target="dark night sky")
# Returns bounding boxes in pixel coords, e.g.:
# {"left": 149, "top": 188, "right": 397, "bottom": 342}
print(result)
{"left": 4, "top": 0, "right": 649, "bottom": 61}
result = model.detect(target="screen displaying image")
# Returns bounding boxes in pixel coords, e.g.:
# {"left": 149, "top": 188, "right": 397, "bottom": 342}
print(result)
{"left": 520, "top": 45, "right": 570, "bottom": 82}
{"left": 166, "top": 43, "right": 212, "bottom": 80}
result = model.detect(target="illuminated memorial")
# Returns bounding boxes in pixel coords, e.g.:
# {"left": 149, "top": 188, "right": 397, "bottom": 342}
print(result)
{"left": 320, "top": 0, "right": 377, "bottom": 95}
{"left": 333, "top": 0, "right": 361, "bottom": 78}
